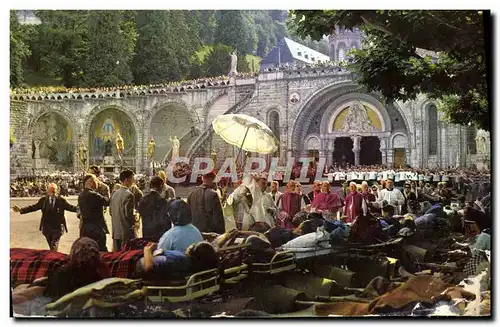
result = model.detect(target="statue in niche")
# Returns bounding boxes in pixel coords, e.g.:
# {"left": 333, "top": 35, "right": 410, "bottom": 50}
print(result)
{"left": 211, "top": 149, "right": 217, "bottom": 165}
{"left": 115, "top": 133, "right": 124, "bottom": 154}
{"left": 342, "top": 101, "right": 374, "bottom": 132}
{"left": 170, "top": 135, "right": 180, "bottom": 159}
{"left": 78, "top": 139, "right": 88, "bottom": 165}
{"left": 475, "top": 129, "right": 489, "bottom": 154}
{"left": 148, "top": 138, "right": 156, "bottom": 159}
{"left": 104, "top": 140, "right": 113, "bottom": 156}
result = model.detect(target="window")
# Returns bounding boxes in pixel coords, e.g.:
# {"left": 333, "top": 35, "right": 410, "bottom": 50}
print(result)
{"left": 467, "top": 127, "right": 477, "bottom": 154}
{"left": 427, "top": 104, "right": 438, "bottom": 155}
{"left": 297, "top": 51, "right": 302, "bottom": 56}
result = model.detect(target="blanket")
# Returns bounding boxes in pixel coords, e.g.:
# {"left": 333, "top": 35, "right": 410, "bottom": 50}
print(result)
{"left": 10, "top": 248, "right": 69, "bottom": 286}
{"left": 99, "top": 250, "right": 144, "bottom": 279}
{"left": 315, "top": 275, "right": 453, "bottom": 316}
{"left": 45, "top": 278, "right": 146, "bottom": 316}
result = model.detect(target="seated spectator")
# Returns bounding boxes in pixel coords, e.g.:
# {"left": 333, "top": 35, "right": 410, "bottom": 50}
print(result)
{"left": 157, "top": 199, "right": 203, "bottom": 253}
{"left": 138, "top": 241, "right": 218, "bottom": 280}
{"left": 45, "top": 237, "right": 111, "bottom": 300}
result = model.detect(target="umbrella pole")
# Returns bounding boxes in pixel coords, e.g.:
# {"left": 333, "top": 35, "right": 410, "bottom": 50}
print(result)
{"left": 236, "top": 126, "right": 251, "bottom": 171}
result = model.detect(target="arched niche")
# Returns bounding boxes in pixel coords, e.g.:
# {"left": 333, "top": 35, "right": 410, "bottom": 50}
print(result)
{"left": 149, "top": 103, "right": 195, "bottom": 161}
{"left": 31, "top": 112, "right": 75, "bottom": 169}
{"left": 88, "top": 107, "right": 137, "bottom": 160}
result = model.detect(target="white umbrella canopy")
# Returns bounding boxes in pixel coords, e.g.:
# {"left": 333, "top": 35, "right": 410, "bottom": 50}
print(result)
{"left": 212, "top": 114, "right": 279, "bottom": 154}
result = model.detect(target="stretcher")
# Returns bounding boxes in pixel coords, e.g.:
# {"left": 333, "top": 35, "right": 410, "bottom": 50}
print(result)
{"left": 251, "top": 251, "right": 296, "bottom": 275}
{"left": 218, "top": 244, "right": 249, "bottom": 284}
{"left": 144, "top": 268, "right": 220, "bottom": 304}
{"left": 280, "top": 240, "right": 334, "bottom": 260}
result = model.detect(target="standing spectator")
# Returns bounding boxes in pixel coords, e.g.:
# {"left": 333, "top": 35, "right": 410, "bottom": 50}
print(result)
{"left": 13, "top": 183, "right": 77, "bottom": 251}
{"left": 361, "top": 181, "right": 376, "bottom": 202}
{"left": 378, "top": 179, "right": 405, "bottom": 215}
{"left": 110, "top": 170, "right": 136, "bottom": 252}
{"left": 401, "top": 182, "right": 418, "bottom": 215}
{"left": 277, "top": 181, "right": 301, "bottom": 229}
{"left": 269, "top": 180, "right": 283, "bottom": 206}
{"left": 295, "top": 182, "right": 311, "bottom": 208}
{"left": 138, "top": 176, "right": 171, "bottom": 241}
{"left": 88, "top": 165, "right": 110, "bottom": 201}
{"left": 187, "top": 171, "right": 225, "bottom": 234}
{"left": 344, "top": 182, "right": 366, "bottom": 223}
{"left": 311, "top": 181, "right": 342, "bottom": 220}
{"left": 157, "top": 170, "right": 176, "bottom": 200}
{"left": 307, "top": 180, "right": 321, "bottom": 203}
{"left": 77, "top": 174, "right": 110, "bottom": 251}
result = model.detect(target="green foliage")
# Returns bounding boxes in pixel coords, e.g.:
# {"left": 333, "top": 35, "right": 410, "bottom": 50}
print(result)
{"left": 289, "top": 10, "right": 490, "bottom": 130}
{"left": 214, "top": 11, "right": 248, "bottom": 56}
{"left": 82, "top": 11, "right": 136, "bottom": 87}
{"left": 203, "top": 44, "right": 233, "bottom": 77}
{"left": 132, "top": 10, "right": 198, "bottom": 84}
{"left": 12, "top": 10, "right": 289, "bottom": 87}
{"left": 10, "top": 11, "right": 31, "bottom": 87}
{"left": 32, "top": 10, "right": 89, "bottom": 87}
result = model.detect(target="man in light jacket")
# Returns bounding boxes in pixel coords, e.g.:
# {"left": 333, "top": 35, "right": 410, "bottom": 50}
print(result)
{"left": 110, "top": 169, "right": 136, "bottom": 252}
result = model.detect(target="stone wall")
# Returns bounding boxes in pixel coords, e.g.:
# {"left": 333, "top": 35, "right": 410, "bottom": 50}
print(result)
{"left": 10, "top": 101, "right": 32, "bottom": 176}
{"left": 10, "top": 69, "right": 489, "bottom": 174}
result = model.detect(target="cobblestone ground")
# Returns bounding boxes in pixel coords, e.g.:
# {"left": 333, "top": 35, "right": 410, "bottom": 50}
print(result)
{"left": 10, "top": 185, "right": 315, "bottom": 254}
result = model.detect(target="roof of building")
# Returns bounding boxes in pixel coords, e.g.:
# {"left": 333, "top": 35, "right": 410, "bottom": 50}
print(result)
{"left": 260, "top": 37, "right": 330, "bottom": 66}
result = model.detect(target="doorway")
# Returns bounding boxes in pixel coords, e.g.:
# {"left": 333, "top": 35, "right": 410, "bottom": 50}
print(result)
{"left": 332, "top": 137, "right": 354, "bottom": 167}
{"left": 308, "top": 150, "right": 319, "bottom": 168}
{"left": 360, "top": 136, "right": 382, "bottom": 165}
{"left": 394, "top": 148, "right": 406, "bottom": 168}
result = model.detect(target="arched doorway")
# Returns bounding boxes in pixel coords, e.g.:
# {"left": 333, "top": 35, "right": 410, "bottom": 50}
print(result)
{"left": 150, "top": 104, "right": 195, "bottom": 162}
{"left": 333, "top": 137, "right": 354, "bottom": 167}
{"left": 360, "top": 136, "right": 381, "bottom": 165}
{"left": 268, "top": 111, "right": 280, "bottom": 157}
{"left": 88, "top": 108, "right": 137, "bottom": 170}
{"left": 31, "top": 112, "right": 75, "bottom": 171}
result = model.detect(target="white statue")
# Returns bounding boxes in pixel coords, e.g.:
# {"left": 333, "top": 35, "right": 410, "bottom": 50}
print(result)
{"left": 170, "top": 135, "right": 180, "bottom": 159}
{"left": 342, "top": 101, "right": 373, "bottom": 132}
{"left": 34, "top": 140, "right": 41, "bottom": 159}
{"left": 475, "top": 129, "right": 489, "bottom": 154}
{"left": 229, "top": 52, "right": 238, "bottom": 76}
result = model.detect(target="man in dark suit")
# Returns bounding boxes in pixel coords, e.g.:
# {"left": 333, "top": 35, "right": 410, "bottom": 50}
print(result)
{"left": 13, "top": 183, "right": 77, "bottom": 251}
{"left": 78, "top": 174, "right": 110, "bottom": 251}
{"left": 187, "top": 171, "right": 225, "bottom": 234}
{"left": 138, "top": 176, "right": 171, "bottom": 241}
{"left": 110, "top": 170, "right": 136, "bottom": 252}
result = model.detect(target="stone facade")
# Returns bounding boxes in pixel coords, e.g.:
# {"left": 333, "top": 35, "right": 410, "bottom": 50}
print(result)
{"left": 10, "top": 68, "right": 490, "bottom": 176}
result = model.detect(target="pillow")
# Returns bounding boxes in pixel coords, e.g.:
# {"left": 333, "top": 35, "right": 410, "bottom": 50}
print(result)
{"left": 282, "top": 227, "right": 330, "bottom": 249}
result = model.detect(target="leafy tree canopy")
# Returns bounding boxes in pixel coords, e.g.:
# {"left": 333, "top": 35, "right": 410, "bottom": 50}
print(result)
{"left": 290, "top": 10, "right": 490, "bottom": 130}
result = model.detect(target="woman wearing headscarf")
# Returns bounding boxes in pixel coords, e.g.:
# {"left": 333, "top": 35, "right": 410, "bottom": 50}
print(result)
{"left": 45, "top": 237, "right": 111, "bottom": 300}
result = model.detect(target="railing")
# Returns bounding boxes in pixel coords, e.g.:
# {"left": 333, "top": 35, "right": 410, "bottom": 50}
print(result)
{"left": 185, "top": 88, "right": 255, "bottom": 158}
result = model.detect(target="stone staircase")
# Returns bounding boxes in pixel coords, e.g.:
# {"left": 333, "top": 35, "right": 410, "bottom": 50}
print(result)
{"left": 186, "top": 87, "right": 256, "bottom": 159}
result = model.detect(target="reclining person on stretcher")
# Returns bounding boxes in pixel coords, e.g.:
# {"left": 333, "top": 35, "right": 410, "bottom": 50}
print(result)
{"left": 137, "top": 199, "right": 218, "bottom": 281}
{"left": 137, "top": 241, "right": 218, "bottom": 281}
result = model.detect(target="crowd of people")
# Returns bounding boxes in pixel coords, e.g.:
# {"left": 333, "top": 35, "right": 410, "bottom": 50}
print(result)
{"left": 12, "top": 163, "right": 491, "bottom": 252}
{"left": 11, "top": 72, "right": 258, "bottom": 96}
{"left": 10, "top": 162, "right": 492, "bottom": 316}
